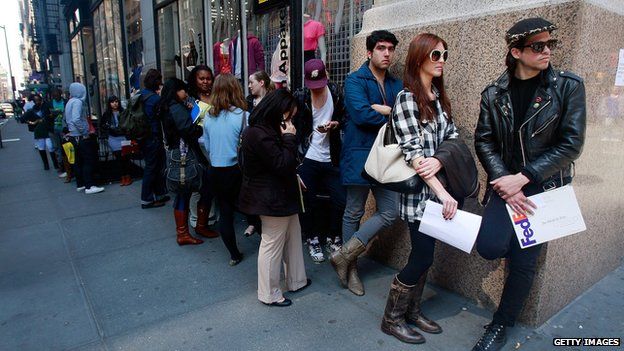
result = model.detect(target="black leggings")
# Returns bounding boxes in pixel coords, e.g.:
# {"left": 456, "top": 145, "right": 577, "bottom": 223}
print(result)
{"left": 209, "top": 166, "right": 243, "bottom": 261}
{"left": 476, "top": 184, "right": 543, "bottom": 326}
{"left": 397, "top": 221, "right": 436, "bottom": 286}
{"left": 112, "top": 150, "right": 131, "bottom": 176}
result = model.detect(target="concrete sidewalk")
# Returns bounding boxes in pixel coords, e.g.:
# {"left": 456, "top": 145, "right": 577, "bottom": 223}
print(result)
{"left": 1, "top": 118, "right": 622, "bottom": 351}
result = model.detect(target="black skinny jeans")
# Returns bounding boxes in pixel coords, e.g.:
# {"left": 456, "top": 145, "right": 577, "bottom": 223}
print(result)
{"left": 297, "top": 158, "right": 347, "bottom": 242}
{"left": 476, "top": 183, "right": 543, "bottom": 327}
{"left": 397, "top": 221, "right": 436, "bottom": 286}
{"left": 74, "top": 136, "right": 97, "bottom": 189}
{"left": 208, "top": 165, "right": 243, "bottom": 261}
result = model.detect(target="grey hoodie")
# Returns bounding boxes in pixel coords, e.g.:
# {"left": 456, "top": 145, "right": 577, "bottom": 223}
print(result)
{"left": 65, "top": 82, "right": 89, "bottom": 137}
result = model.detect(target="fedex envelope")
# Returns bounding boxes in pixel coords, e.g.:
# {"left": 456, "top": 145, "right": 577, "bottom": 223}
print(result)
{"left": 506, "top": 185, "right": 586, "bottom": 249}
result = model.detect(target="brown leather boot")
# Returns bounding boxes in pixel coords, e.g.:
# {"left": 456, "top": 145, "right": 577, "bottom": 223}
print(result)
{"left": 406, "top": 271, "right": 442, "bottom": 334}
{"left": 329, "top": 237, "right": 365, "bottom": 288}
{"left": 381, "top": 276, "right": 425, "bottom": 344}
{"left": 347, "top": 260, "right": 364, "bottom": 296}
{"left": 174, "top": 209, "right": 204, "bottom": 246}
{"left": 195, "top": 204, "right": 219, "bottom": 238}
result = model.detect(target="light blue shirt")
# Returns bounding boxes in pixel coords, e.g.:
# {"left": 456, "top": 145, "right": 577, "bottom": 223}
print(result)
{"left": 203, "top": 107, "right": 248, "bottom": 167}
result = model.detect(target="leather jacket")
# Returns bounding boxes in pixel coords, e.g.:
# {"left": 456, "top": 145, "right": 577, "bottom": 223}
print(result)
{"left": 475, "top": 65, "right": 586, "bottom": 191}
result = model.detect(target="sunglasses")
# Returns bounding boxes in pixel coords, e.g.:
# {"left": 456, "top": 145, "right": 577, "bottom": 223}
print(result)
{"left": 429, "top": 49, "right": 448, "bottom": 62}
{"left": 520, "top": 39, "right": 559, "bottom": 53}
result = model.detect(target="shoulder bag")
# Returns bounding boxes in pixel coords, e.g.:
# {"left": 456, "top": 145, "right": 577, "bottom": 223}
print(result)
{"left": 361, "top": 118, "right": 423, "bottom": 193}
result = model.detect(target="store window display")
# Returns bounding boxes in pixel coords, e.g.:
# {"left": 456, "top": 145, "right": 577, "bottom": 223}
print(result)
{"left": 124, "top": 0, "right": 143, "bottom": 94}
{"left": 303, "top": 13, "right": 326, "bottom": 62}
{"left": 94, "top": 0, "right": 127, "bottom": 112}
{"left": 230, "top": 31, "right": 266, "bottom": 80}
{"left": 213, "top": 38, "right": 232, "bottom": 76}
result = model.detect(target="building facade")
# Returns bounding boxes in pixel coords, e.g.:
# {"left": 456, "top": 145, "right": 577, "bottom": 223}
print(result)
{"left": 53, "top": 0, "right": 372, "bottom": 119}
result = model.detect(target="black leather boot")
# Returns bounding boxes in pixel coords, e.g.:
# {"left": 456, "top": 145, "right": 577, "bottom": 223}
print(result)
{"left": 406, "top": 270, "right": 442, "bottom": 333}
{"left": 380, "top": 276, "right": 425, "bottom": 344}
{"left": 38, "top": 150, "right": 50, "bottom": 170}
{"left": 471, "top": 323, "right": 507, "bottom": 351}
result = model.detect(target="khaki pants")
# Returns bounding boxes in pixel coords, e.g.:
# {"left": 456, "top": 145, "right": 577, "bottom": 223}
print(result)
{"left": 258, "top": 214, "right": 307, "bottom": 303}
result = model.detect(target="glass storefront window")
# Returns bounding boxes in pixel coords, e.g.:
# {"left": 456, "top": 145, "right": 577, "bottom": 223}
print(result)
{"left": 71, "top": 34, "right": 84, "bottom": 84}
{"left": 300, "top": 0, "right": 373, "bottom": 87}
{"left": 211, "top": 0, "right": 244, "bottom": 80}
{"left": 247, "top": 3, "right": 289, "bottom": 88}
{"left": 94, "top": 0, "right": 127, "bottom": 113}
{"left": 82, "top": 27, "right": 99, "bottom": 118}
{"left": 125, "top": 0, "right": 143, "bottom": 94}
{"left": 178, "top": 0, "right": 206, "bottom": 81}
{"left": 157, "top": 3, "right": 181, "bottom": 80}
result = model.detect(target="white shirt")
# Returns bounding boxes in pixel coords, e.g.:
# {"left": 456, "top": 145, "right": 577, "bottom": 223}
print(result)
{"left": 305, "top": 88, "right": 333, "bottom": 163}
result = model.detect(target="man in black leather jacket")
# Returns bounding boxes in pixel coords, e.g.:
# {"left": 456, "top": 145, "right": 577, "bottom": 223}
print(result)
{"left": 472, "top": 18, "right": 586, "bottom": 351}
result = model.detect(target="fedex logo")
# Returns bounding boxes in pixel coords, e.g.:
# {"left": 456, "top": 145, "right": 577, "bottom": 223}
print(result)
{"left": 512, "top": 213, "right": 537, "bottom": 247}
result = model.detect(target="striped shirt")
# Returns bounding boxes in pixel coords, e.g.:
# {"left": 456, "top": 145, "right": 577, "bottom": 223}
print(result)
{"left": 391, "top": 88, "right": 458, "bottom": 222}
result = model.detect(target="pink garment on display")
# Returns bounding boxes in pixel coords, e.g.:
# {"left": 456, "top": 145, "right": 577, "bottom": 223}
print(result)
{"left": 303, "top": 20, "right": 325, "bottom": 51}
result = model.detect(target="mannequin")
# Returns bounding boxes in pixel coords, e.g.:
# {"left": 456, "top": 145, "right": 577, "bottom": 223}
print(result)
{"left": 229, "top": 30, "right": 266, "bottom": 79}
{"left": 213, "top": 38, "right": 232, "bottom": 76}
{"left": 303, "top": 14, "right": 326, "bottom": 63}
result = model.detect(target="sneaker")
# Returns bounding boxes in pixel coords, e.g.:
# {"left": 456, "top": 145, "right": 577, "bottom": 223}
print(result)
{"left": 58, "top": 172, "right": 67, "bottom": 178}
{"left": 85, "top": 186, "right": 105, "bottom": 194}
{"left": 471, "top": 323, "right": 507, "bottom": 351}
{"left": 76, "top": 186, "right": 85, "bottom": 192}
{"left": 307, "top": 238, "right": 325, "bottom": 263}
{"left": 325, "top": 237, "right": 343, "bottom": 254}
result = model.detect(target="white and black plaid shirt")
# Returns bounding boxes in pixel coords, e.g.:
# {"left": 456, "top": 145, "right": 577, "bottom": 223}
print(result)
{"left": 391, "top": 89, "right": 459, "bottom": 222}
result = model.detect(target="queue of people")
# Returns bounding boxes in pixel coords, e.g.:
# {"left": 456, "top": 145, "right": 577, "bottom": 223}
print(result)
{"left": 22, "top": 16, "right": 586, "bottom": 351}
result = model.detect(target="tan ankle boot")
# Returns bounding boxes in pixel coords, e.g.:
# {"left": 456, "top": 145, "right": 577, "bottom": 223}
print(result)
{"left": 329, "top": 237, "right": 365, "bottom": 288}
{"left": 347, "top": 260, "right": 364, "bottom": 296}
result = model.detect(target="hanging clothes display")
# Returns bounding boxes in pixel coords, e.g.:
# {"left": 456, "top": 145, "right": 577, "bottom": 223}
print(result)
{"left": 229, "top": 31, "right": 266, "bottom": 79}
{"left": 213, "top": 40, "right": 232, "bottom": 75}
{"left": 303, "top": 16, "right": 325, "bottom": 62}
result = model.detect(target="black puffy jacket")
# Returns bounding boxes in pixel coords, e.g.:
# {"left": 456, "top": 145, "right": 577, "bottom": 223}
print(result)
{"left": 475, "top": 65, "right": 586, "bottom": 191}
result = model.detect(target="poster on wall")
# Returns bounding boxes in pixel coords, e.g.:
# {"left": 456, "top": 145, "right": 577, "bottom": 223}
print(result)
{"left": 616, "top": 48, "right": 624, "bottom": 86}
{"left": 254, "top": 0, "right": 288, "bottom": 14}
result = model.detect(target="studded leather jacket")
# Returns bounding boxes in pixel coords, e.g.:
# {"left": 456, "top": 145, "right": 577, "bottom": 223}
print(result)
{"left": 475, "top": 65, "right": 586, "bottom": 192}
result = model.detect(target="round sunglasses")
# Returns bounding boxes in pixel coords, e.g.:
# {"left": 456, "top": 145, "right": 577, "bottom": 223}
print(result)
{"left": 430, "top": 49, "right": 449, "bottom": 62}
{"left": 519, "top": 39, "right": 559, "bottom": 53}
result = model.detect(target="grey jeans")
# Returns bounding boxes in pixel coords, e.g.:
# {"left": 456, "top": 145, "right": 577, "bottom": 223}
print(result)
{"left": 342, "top": 185, "right": 399, "bottom": 245}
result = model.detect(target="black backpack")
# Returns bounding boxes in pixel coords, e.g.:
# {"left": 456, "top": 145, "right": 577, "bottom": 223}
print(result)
{"left": 119, "top": 92, "right": 155, "bottom": 140}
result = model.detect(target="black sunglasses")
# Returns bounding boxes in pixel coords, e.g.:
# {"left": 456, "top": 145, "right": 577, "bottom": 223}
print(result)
{"left": 429, "top": 49, "right": 449, "bottom": 62}
{"left": 520, "top": 39, "right": 559, "bottom": 53}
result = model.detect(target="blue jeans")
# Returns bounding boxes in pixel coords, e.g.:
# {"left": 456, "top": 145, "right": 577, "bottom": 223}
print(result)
{"left": 297, "top": 158, "right": 346, "bottom": 241}
{"left": 140, "top": 138, "right": 167, "bottom": 203}
{"left": 342, "top": 185, "right": 399, "bottom": 245}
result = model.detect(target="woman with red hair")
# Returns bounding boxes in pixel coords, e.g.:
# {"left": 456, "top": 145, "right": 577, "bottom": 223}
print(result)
{"left": 380, "top": 33, "right": 459, "bottom": 344}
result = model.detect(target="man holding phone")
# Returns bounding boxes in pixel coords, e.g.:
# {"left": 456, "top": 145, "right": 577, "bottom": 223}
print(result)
{"left": 294, "top": 59, "right": 347, "bottom": 264}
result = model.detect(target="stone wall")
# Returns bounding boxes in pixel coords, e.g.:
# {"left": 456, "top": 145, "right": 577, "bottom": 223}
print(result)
{"left": 353, "top": 0, "right": 624, "bottom": 325}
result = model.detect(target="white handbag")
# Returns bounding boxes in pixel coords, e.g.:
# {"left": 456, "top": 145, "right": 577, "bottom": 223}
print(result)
{"left": 362, "top": 121, "right": 423, "bottom": 193}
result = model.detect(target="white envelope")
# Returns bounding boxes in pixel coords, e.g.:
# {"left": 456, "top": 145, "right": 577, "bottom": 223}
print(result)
{"left": 420, "top": 200, "right": 482, "bottom": 253}
{"left": 506, "top": 185, "right": 586, "bottom": 249}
